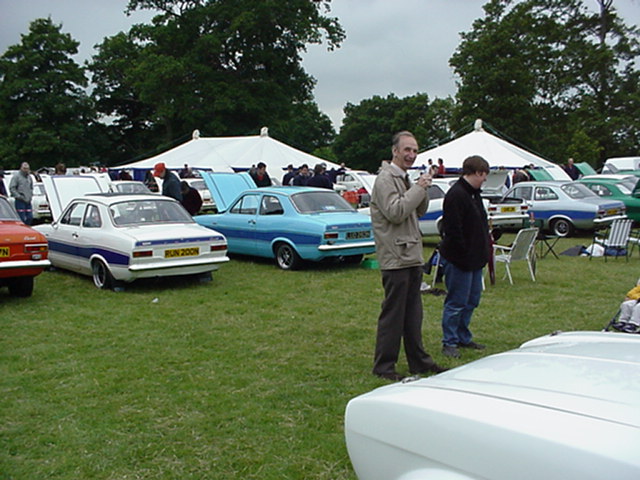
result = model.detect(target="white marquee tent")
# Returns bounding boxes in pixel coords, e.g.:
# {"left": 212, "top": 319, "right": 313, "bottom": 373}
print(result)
{"left": 116, "top": 128, "right": 341, "bottom": 181}
{"left": 416, "top": 120, "right": 570, "bottom": 180}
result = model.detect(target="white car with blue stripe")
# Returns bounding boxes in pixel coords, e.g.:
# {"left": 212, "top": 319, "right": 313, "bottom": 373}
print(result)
{"left": 35, "top": 175, "right": 229, "bottom": 289}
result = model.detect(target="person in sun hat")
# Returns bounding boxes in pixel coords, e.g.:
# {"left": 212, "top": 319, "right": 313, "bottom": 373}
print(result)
{"left": 153, "top": 162, "right": 182, "bottom": 201}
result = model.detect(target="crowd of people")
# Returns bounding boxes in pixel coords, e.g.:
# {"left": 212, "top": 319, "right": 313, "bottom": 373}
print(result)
{"left": 1, "top": 141, "right": 632, "bottom": 384}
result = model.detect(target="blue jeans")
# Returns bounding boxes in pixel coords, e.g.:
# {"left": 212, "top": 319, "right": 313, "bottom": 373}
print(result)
{"left": 15, "top": 199, "right": 33, "bottom": 225}
{"left": 441, "top": 258, "right": 483, "bottom": 347}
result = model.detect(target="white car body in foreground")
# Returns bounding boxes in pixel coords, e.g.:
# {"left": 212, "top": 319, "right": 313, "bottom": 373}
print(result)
{"left": 35, "top": 175, "right": 229, "bottom": 289}
{"left": 345, "top": 331, "right": 640, "bottom": 480}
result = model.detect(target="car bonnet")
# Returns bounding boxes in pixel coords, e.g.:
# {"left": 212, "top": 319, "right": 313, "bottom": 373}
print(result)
{"left": 200, "top": 172, "right": 256, "bottom": 213}
{"left": 42, "top": 174, "right": 112, "bottom": 221}
{"left": 370, "top": 331, "right": 640, "bottom": 428}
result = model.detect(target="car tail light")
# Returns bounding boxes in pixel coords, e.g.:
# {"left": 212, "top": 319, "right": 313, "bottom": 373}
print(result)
{"left": 133, "top": 250, "right": 153, "bottom": 258}
{"left": 521, "top": 205, "right": 529, "bottom": 211}
{"left": 25, "top": 243, "right": 48, "bottom": 253}
{"left": 210, "top": 244, "right": 227, "bottom": 252}
{"left": 324, "top": 232, "right": 339, "bottom": 240}
{"left": 487, "top": 205, "right": 497, "bottom": 213}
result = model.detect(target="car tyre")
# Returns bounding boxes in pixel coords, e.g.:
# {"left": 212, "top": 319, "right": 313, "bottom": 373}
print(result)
{"left": 275, "top": 242, "right": 302, "bottom": 270}
{"left": 9, "top": 276, "right": 34, "bottom": 297}
{"left": 550, "top": 218, "right": 574, "bottom": 237}
{"left": 92, "top": 259, "right": 115, "bottom": 290}
{"left": 342, "top": 254, "right": 364, "bottom": 264}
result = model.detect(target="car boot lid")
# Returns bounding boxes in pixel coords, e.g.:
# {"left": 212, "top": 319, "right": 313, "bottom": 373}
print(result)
{"left": 41, "top": 174, "right": 112, "bottom": 221}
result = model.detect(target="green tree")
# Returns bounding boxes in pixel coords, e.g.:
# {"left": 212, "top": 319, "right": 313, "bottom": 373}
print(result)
{"left": 89, "top": 0, "right": 343, "bottom": 161}
{"left": 450, "top": 0, "right": 639, "bottom": 165}
{"left": 0, "top": 17, "right": 100, "bottom": 170}
{"left": 333, "top": 93, "right": 454, "bottom": 171}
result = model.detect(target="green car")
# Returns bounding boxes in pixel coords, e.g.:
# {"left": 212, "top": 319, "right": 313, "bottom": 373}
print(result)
{"left": 578, "top": 174, "right": 640, "bottom": 223}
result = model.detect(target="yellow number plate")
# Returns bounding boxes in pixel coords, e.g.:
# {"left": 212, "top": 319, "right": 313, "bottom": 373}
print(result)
{"left": 165, "top": 247, "right": 199, "bottom": 258}
{"left": 500, "top": 206, "right": 516, "bottom": 213}
{"left": 0, "top": 246, "right": 9, "bottom": 257}
{"left": 606, "top": 209, "right": 618, "bottom": 216}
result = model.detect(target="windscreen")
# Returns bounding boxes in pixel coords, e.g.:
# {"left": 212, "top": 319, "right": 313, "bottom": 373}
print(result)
{"left": 0, "top": 198, "right": 20, "bottom": 221}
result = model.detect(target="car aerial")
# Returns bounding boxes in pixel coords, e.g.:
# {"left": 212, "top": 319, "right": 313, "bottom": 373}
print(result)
{"left": 345, "top": 330, "right": 640, "bottom": 480}
{"left": 109, "top": 180, "right": 152, "bottom": 194}
{"left": 35, "top": 174, "right": 229, "bottom": 290}
{"left": 578, "top": 174, "right": 640, "bottom": 223}
{"left": 503, "top": 180, "right": 626, "bottom": 236}
{"left": 194, "top": 172, "right": 376, "bottom": 270}
{"left": 0, "top": 195, "right": 50, "bottom": 297}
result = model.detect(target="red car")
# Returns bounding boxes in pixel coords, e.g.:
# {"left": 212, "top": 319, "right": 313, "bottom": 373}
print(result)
{"left": 0, "top": 196, "right": 50, "bottom": 297}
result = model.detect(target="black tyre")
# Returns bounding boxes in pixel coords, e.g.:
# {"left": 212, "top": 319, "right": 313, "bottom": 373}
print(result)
{"left": 92, "top": 259, "right": 115, "bottom": 289}
{"left": 550, "top": 218, "right": 574, "bottom": 237}
{"left": 275, "top": 243, "right": 302, "bottom": 270}
{"left": 9, "top": 276, "right": 34, "bottom": 297}
{"left": 342, "top": 254, "right": 364, "bottom": 264}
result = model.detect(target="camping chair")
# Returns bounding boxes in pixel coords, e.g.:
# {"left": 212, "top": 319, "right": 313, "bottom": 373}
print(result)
{"left": 590, "top": 218, "right": 634, "bottom": 262}
{"left": 492, "top": 227, "right": 538, "bottom": 285}
{"left": 533, "top": 218, "right": 560, "bottom": 259}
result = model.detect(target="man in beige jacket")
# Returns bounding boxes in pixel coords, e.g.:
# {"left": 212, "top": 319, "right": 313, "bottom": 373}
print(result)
{"left": 370, "top": 131, "right": 446, "bottom": 381}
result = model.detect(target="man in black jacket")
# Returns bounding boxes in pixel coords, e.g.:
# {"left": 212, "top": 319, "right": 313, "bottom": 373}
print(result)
{"left": 439, "top": 155, "right": 490, "bottom": 358}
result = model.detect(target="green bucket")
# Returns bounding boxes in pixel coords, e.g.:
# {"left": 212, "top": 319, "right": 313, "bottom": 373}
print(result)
{"left": 362, "top": 258, "right": 379, "bottom": 269}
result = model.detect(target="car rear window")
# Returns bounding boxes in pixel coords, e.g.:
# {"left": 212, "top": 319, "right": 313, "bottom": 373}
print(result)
{"left": 562, "top": 182, "right": 597, "bottom": 199}
{"left": 292, "top": 191, "right": 354, "bottom": 213}
{"left": 111, "top": 199, "right": 194, "bottom": 226}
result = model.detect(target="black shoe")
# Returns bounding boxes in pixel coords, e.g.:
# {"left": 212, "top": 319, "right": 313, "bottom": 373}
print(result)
{"left": 442, "top": 345, "right": 461, "bottom": 358}
{"left": 459, "top": 341, "right": 486, "bottom": 350}
{"left": 375, "top": 372, "right": 405, "bottom": 381}
{"left": 412, "top": 363, "right": 449, "bottom": 375}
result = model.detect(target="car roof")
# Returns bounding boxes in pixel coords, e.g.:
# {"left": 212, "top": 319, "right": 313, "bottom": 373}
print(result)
{"left": 580, "top": 174, "right": 637, "bottom": 182}
{"left": 83, "top": 193, "right": 174, "bottom": 204}
{"left": 511, "top": 180, "right": 567, "bottom": 187}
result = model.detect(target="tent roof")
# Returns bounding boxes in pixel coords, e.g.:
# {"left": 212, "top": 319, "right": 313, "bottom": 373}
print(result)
{"left": 416, "top": 121, "right": 569, "bottom": 180}
{"left": 117, "top": 128, "right": 341, "bottom": 174}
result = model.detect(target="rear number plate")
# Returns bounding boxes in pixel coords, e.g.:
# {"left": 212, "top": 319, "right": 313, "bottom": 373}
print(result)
{"left": 347, "top": 231, "right": 370, "bottom": 240}
{"left": 165, "top": 247, "right": 199, "bottom": 258}
{"left": 0, "top": 246, "right": 9, "bottom": 257}
{"left": 606, "top": 209, "right": 618, "bottom": 216}
{"left": 500, "top": 206, "right": 516, "bottom": 213}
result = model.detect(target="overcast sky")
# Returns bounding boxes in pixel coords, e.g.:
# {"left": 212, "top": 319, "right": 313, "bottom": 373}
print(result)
{"left": 1, "top": 0, "right": 638, "bottom": 130}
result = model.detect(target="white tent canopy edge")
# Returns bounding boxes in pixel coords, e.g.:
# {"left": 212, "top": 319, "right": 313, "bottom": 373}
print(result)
{"left": 416, "top": 119, "right": 570, "bottom": 181}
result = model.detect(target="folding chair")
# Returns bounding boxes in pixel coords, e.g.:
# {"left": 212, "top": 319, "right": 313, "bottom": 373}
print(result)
{"left": 533, "top": 218, "right": 559, "bottom": 259}
{"left": 492, "top": 227, "right": 538, "bottom": 285}
{"left": 590, "top": 218, "right": 633, "bottom": 262}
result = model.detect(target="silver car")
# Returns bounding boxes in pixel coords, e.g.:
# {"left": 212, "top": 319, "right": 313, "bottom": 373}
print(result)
{"left": 504, "top": 181, "right": 626, "bottom": 236}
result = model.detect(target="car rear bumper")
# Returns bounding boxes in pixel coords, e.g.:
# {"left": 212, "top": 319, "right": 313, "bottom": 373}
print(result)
{"left": 128, "top": 255, "right": 230, "bottom": 273}
{"left": 318, "top": 240, "right": 376, "bottom": 251}
{"left": 594, "top": 215, "right": 627, "bottom": 225}
{"left": 0, "top": 259, "right": 51, "bottom": 271}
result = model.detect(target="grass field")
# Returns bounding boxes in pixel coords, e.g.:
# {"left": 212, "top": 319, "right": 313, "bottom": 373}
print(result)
{"left": 1, "top": 232, "right": 637, "bottom": 479}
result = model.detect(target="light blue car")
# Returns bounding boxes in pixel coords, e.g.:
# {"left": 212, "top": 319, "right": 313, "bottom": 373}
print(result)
{"left": 194, "top": 172, "right": 376, "bottom": 270}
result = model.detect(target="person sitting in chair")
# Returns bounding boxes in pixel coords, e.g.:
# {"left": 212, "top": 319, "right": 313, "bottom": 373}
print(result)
{"left": 615, "top": 278, "right": 640, "bottom": 332}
